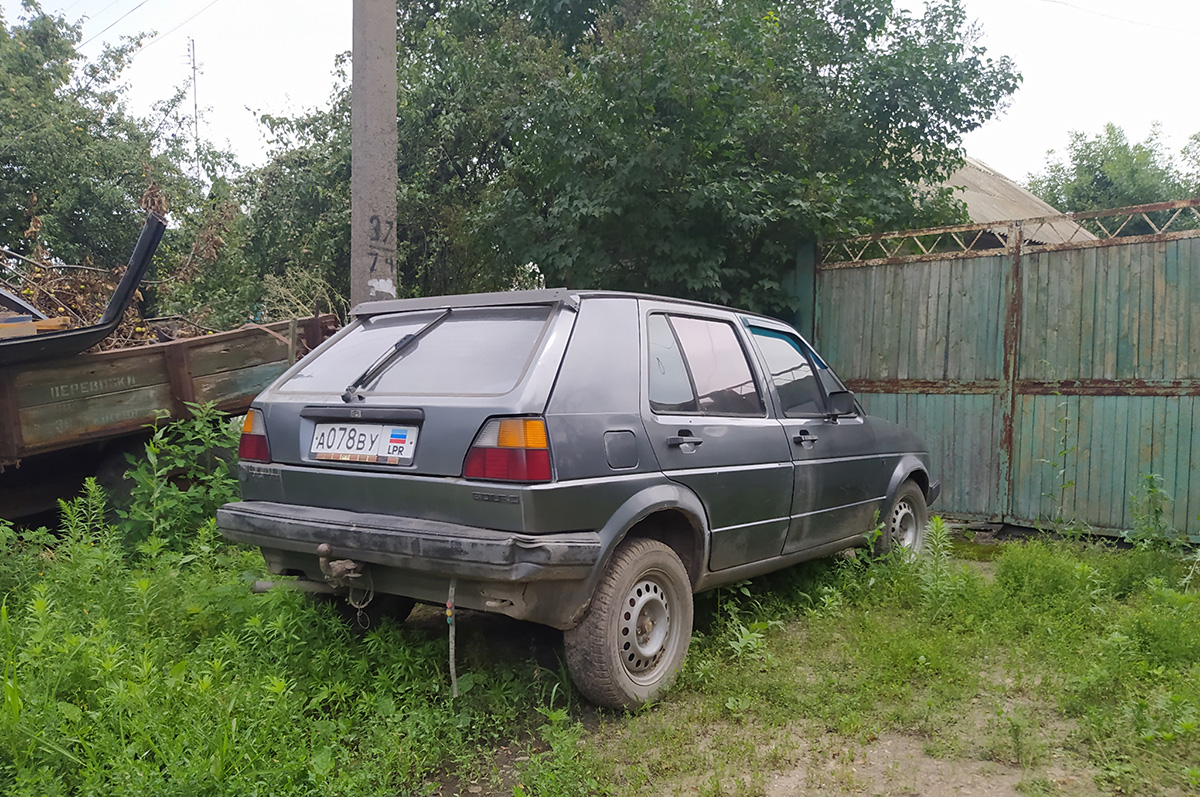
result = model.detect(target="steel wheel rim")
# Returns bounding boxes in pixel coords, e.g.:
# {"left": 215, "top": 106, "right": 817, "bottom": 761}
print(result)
{"left": 619, "top": 574, "right": 671, "bottom": 682}
{"left": 890, "top": 498, "right": 919, "bottom": 550}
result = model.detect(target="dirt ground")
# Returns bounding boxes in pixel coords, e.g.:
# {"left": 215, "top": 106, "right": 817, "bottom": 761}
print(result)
{"left": 759, "top": 731, "right": 1099, "bottom": 797}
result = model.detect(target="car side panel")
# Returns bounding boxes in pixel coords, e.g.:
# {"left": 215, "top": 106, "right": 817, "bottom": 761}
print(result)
{"left": 780, "top": 415, "right": 889, "bottom": 552}
{"left": 545, "top": 296, "right": 659, "bottom": 480}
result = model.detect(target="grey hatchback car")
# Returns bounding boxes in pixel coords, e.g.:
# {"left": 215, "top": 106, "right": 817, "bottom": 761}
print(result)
{"left": 218, "top": 289, "right": 939, "bottom": 708}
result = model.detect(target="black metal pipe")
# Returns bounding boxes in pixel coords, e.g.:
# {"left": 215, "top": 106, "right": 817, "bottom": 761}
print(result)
{"left": 0, "top": 212, "right": 167, "bottom": 366}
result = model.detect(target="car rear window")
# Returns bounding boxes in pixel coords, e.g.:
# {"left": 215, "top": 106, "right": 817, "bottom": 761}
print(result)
{"left": 280, "top": 305, "right": 553, "bottom": 396}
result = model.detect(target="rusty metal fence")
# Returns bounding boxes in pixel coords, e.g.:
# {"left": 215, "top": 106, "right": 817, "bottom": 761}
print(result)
{"left": 813, "top": 198, "right": 1200, "bottom": 533}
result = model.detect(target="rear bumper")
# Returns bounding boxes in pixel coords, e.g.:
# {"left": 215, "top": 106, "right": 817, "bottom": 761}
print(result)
{"left": 217, "top": 501, "right": 602, "bottom": 628}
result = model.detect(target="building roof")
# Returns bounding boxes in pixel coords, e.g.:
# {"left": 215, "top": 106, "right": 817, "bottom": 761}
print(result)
{"left": 946, "top": 157, "right": 1096, "bottom": 245}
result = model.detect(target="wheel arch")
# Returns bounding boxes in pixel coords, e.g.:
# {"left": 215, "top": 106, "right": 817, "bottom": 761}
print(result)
{"left": 886, "top": 454, "right": 930, "bottom": 503}
{"left": 596, "top": 482, "right": 708, "bottom": 588}
{"left": 561, "top": 481, "right": 709, "bottom": 629}
{"left": 621, "top": 507, "right": 705, "bottom": 587}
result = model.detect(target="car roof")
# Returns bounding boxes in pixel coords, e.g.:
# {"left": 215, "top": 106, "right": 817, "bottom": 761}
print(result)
{"left": 351, "top": 288, "right": 783, "bottom": 326}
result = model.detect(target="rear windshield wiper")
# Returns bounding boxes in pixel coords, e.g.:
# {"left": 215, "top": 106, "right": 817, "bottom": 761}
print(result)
{"left": 341, "top": 308, "right": 452, "bottom": 402}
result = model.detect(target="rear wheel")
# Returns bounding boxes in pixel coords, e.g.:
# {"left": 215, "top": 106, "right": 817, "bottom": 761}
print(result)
{"left": 564, "top": 538, "right": 693, "bottom": 710}
{"left": 874, "top": 480, "right": 928, "bottom": 557}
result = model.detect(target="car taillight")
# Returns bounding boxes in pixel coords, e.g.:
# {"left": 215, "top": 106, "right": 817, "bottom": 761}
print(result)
{"left": 238, "top": 409, "right": 271, "bottom": 463}
{"left": 463, "top": 418, "right": 552, "bottom": 482}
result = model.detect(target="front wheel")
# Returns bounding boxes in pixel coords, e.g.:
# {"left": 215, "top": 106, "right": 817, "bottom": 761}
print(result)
{"left": 874, "top": 480, "right": 929, "bottom": 557}
{"left": 564, "top": 538, "right": 693, "bottom": 710}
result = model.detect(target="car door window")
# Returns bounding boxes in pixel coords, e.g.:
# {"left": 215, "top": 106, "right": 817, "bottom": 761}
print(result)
{"left": 750, "top": 328, "right": 826, "bottom": 417}
{"left": 649, "top": 314, "right": 763, "bottom": 416}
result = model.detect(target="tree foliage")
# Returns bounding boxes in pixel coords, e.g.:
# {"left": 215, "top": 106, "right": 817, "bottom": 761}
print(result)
{"left": 475, "top": 0, "right": 1018, "bottom": 312}
{"left": 0, "top": 3, "right": 266, "bottom": 331}
{"left": 0, "top": 3, "right": 201, "bottom": 268}
{"left": 246, "top": 0, "right": 1018, "bottom": 315}
{"left": 1028, "top": 123, "right": 1200, "bottom": 216}
{"left": 3, "top": 0, "right": 1021, "bottom": 322}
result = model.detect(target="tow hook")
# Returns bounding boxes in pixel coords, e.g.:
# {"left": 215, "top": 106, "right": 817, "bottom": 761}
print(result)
{"left": 316, "top": 543, "right": 376, "bottom": 626}
{"left": 317, "top": 543, "right": 363, "bottom": 588}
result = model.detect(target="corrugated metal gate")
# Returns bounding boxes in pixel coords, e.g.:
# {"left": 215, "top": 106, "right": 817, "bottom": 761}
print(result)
{"left": 810, "top": 199, "right": 1200, "bottom": 533}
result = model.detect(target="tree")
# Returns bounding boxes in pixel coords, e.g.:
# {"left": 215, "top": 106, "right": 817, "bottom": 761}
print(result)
{"left": 0, "top": 3, "right": 202, "bottom": 268}
{"left": 1028, "top": 123, "right": 1198, "bottom": 224}
{"left": 243, "top": 0, "right": 1019, "bottom": 315}
{"left": 235, "top": 2, "right": 556, "bottom": 303}
{"left": 476, "top": 0, "right": 1019, "bottom": 313}
{"left": 0, "top": 3, "right": 263, "bottom": 331}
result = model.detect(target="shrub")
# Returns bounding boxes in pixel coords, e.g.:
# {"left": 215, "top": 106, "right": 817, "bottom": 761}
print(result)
{"left": 117, "top": 402, "right": 240, "bottom": 550}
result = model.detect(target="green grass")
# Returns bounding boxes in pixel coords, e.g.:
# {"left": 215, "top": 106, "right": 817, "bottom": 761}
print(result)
{"left": 0, "top": 482, "right": 593, "bottom": 796}
{"left": 5, "top": 498, "right": 1198, "bottom": 795}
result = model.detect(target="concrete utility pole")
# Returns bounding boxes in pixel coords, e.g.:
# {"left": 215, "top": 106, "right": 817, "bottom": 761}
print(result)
{"left": 350, "top": 0, "right": 399, "bottom": 307}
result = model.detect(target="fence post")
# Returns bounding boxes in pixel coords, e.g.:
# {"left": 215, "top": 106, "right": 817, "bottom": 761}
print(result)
{"left": 786, "top": 240, "right": 818, "bottom": 343}
{"left": 998, "top": 222, "right": 1024, "bottom": 522}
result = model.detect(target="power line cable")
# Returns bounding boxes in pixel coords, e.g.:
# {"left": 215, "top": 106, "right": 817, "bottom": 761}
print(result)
{"left": 135, "top": 0, "right": 224, "bottom": 54}
{"left": 83, "top": 0, "right": 130, "bottom": 26}
{"left": 1032, "top": 0, "right": 1175, "bottom": 32}
{"left": 78, "top": 0, "right": 155, "bottom": 48}
{"left": 0, "top": 0, "right": 146, "bottom": 150}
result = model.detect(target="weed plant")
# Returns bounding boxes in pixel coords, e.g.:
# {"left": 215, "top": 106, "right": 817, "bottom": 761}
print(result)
{"left": 117, "top": 401, "right": 241, "bottom": 550}
{"left": 1125, "top": 472, "right": 1188, "bottom": 551}
{"left": 0, "top": 417, "right": 601, "bottom": 796}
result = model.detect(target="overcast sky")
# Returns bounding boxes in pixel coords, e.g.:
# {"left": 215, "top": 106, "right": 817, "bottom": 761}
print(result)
{"left": 3, "top": 0, "right": 1199, "bottom": 186}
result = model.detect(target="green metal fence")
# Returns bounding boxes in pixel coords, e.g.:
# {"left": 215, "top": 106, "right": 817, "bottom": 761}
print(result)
{"left": 813, "top": 199, "right": 1200, "bottom": 534}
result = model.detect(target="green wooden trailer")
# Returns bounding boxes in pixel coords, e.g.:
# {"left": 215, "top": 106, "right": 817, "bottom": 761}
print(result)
{"left": 0, "top": 315, "right": 338, "bottom": 518}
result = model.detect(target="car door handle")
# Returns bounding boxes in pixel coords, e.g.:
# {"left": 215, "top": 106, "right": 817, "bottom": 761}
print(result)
{"left": 666, "top": 432, "right": 703, "bottom": 448}
{"left": 792, "top": 430, "right": 818, "bottom": 446}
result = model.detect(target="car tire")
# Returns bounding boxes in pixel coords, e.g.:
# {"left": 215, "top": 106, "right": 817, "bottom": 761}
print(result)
{"left": 564, "top": 538, "right": 693, "bottom": 710}
{"left": 874, "top": 479, "right": 928, "bottom": 557}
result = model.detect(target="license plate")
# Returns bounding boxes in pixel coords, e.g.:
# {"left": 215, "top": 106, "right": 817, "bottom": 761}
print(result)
{"left": 310, "top": 423, "right": 419, "bottom": 465}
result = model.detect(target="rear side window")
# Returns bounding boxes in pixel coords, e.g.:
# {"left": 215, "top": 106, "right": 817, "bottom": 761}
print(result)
{"left": 280, "top": 306, "right": 552, "bottom": 396}
{"left": 648, "top": 314, "right": 763, "bottom": 416}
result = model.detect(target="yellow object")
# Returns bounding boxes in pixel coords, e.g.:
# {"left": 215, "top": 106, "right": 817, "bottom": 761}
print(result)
{"left": 242, "top": 410, "right": 266, "bottom": 436}
{"left": 522, "top": 419, "right": 549, "bottom": 449}
{"left": 496, "top": 418, "right": 548, "bottom": 449}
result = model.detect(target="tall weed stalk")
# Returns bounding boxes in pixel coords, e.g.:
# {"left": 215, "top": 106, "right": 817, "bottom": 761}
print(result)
{"left": 1126, "top": 473, "right": 1185, "bottom": 551}
{"left": 917, "top": 516, "right": 961, "bottom": 620}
